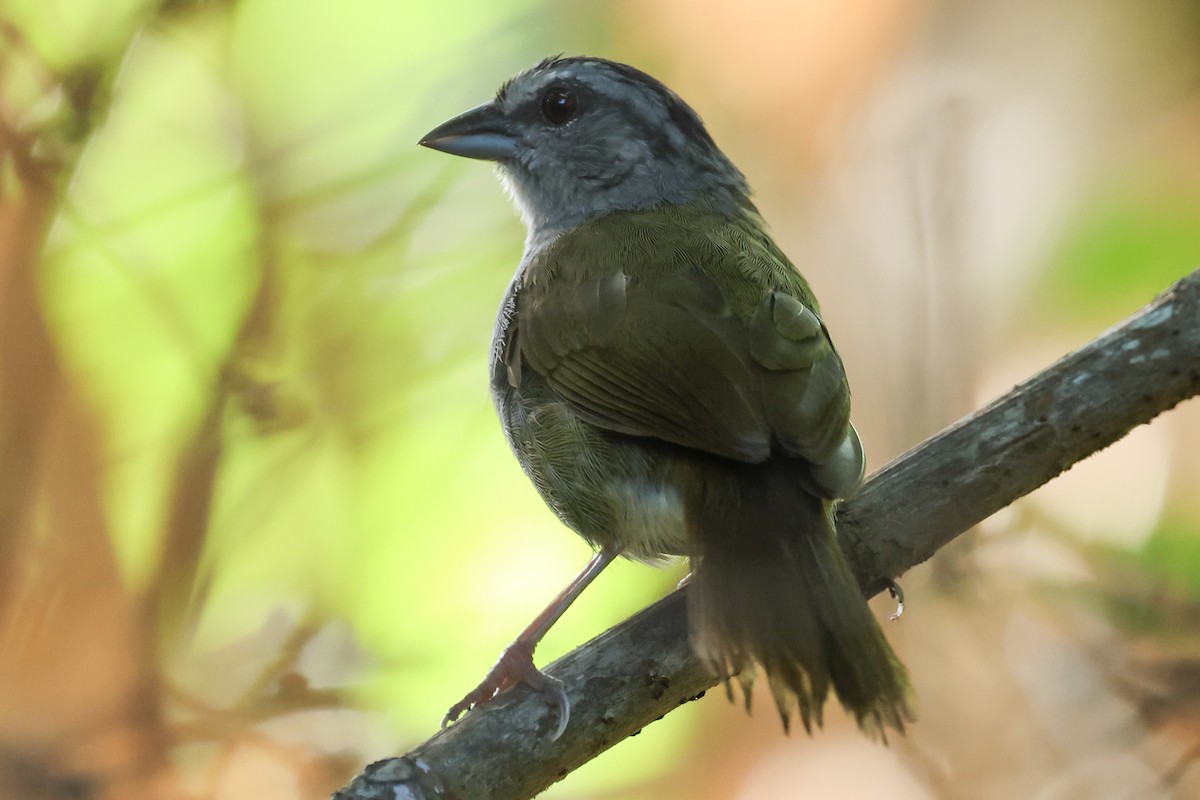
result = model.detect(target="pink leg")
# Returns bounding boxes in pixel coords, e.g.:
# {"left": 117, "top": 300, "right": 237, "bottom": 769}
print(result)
{"left": 443, "top": 549, "right": 617, "bottom": 739}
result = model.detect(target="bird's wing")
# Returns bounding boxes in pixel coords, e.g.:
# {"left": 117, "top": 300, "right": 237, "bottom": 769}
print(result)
{"left": 514, "top": 215, "right": 862, "bottom": 493}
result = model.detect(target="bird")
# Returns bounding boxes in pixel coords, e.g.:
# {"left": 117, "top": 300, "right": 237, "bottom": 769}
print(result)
{"left": 419, "top": 55, "right": 913, "bottom": 740}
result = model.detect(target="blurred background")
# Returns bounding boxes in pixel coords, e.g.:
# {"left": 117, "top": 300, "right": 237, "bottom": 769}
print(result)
{"left": 1, "top": 0, "right": 1198, "bottom": 798}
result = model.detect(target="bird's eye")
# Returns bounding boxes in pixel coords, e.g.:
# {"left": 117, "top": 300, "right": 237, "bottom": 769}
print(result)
{"left": 540, "top": 87, "right": 578, "bottom": 125}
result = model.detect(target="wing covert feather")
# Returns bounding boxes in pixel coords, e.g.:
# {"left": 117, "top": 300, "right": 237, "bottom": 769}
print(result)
{"left": 512, "top": 209, "right": 861, "bottom": 481}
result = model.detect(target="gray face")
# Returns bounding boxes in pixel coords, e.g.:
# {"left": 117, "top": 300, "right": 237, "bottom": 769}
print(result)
{"left": 420, "top": 57, "right": 753, "bottom": 248}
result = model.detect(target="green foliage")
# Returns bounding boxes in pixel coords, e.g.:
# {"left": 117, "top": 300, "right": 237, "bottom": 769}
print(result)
{"left": 1042, "top": 168, "right": 1200, "bottom": 321}
{"left": 1139, "top": 516, "right": 1200, "bottom": 596}
{"left": 1070, "top": 518, "right": 1200, "bottom": 639}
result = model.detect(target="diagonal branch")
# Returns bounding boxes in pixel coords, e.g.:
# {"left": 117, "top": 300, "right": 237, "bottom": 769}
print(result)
{"left": 335, "top": 268, "right": 1200, "bottom": 800}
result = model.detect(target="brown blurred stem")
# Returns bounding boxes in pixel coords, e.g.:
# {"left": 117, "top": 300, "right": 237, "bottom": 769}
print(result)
{"left": 335, "top": 268, "right": 1200, "bottom": 800}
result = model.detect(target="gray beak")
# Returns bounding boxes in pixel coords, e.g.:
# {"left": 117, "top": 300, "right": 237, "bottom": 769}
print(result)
{"left": 418, "top": 102, "right": 518, "bottom": 161}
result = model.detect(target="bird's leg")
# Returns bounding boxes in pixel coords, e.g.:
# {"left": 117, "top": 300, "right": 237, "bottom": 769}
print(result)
{"left": 442, "top": 548, "right": 618, "bottom": 739}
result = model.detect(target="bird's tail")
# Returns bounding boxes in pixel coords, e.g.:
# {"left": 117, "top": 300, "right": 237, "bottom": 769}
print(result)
{"left": 685, "top": 461, "right": 913, "bottom": 737}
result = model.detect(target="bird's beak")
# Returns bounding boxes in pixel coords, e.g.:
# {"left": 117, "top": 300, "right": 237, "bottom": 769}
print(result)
{"left": 418, "top": 102, "right": 518, "bottom": 161}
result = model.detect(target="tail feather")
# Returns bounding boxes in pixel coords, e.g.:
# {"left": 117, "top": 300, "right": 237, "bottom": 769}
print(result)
{"left": 685, "top": 460, "right": 914, "bottom": 738}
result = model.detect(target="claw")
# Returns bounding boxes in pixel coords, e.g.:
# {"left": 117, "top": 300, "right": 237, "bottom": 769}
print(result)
{"left": 538, "top": 674, "right": 570, "bottom": 741}
{"left": 441, "top": 640, "right": 571, "bottom": 740}
{"left": 884, "top": 578, "right": 905, "bottom": 621}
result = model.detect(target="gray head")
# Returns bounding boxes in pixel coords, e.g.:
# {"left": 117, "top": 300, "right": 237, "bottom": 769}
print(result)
{"left": 420, "top": 56, "right": 753, "bottom": 249}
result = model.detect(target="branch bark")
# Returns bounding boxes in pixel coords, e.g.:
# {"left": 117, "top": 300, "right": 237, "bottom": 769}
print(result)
{"left": 335, "top": 268, "right": 1200, "bottom": 800}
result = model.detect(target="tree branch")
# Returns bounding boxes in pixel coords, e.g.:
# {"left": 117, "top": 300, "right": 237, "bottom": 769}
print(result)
{"left": 334, "top": 268, "right": 1200, "bottom": 800}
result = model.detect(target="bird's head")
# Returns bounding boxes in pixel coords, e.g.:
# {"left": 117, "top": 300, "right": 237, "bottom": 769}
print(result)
{"left": 420, "top": 56, "right": 753, "bottom": 247}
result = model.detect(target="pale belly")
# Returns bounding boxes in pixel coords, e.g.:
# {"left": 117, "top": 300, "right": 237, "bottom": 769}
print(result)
{"left": 605, "top": 479, "right": 687, "bottom": 563}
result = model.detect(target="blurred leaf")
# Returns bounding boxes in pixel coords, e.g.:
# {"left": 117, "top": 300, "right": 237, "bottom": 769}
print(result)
{"left": 1067, "top": 522, "right": 1200, "bottom": 638}
{"left": 1041, "top": 165, "right": 1200, "bottom": 322}
{"left": 3, "top": 0, "right": 159, "bottom": 70}
{"left": 1139, "top": 516, "right": 1200, "bottom": 595}
{"left": 41, "top": 12, "right": 260, "bottom": 584}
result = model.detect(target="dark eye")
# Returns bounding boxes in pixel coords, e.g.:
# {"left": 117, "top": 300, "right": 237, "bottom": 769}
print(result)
{"left": 540, "top": 87, "right": 578, "bottom": 125}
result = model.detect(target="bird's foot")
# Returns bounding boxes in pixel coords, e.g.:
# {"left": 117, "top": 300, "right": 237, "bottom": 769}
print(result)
{"left": 884, "top": 578, "right": 905, "bottom": 621}
{"left": 442, "top": 640, "right": 570, "bottom": 740}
